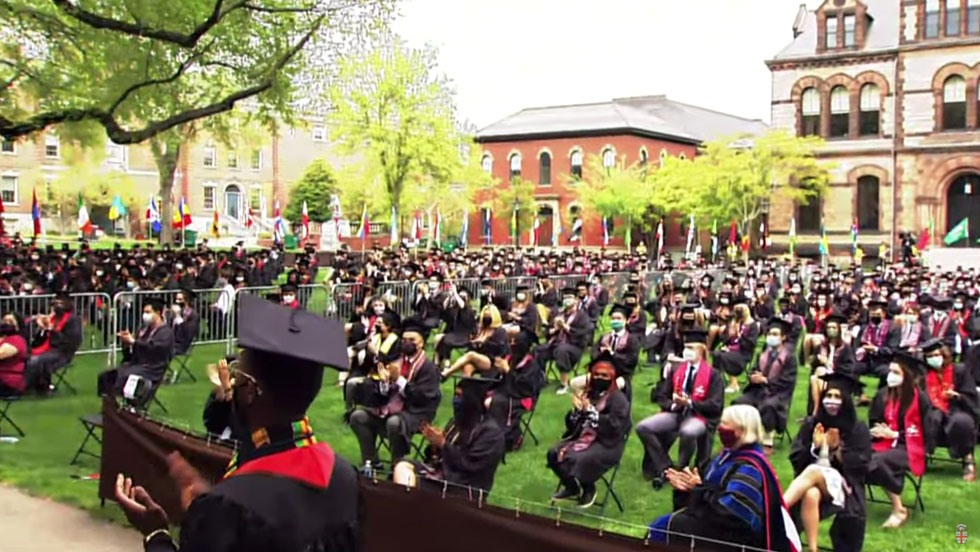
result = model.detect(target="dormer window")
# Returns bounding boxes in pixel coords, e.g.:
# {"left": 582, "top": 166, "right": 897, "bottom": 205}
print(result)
{"left": 826, "top": 17, "right": 839, "bottom": 48}
{"left": 844, "top": 14, "right": 857, "bottom": 46}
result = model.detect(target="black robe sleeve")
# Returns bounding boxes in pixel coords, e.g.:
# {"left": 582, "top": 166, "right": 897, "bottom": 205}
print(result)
{"left": 403, "top": 361, "right": 441, "bottom": 411}
{"left": 596, "top": 391, "right": 630, "bottom": 445}
{"left": 653, "top": 369, "right": 675, "bottom": 411}
{"left": 440, "top": 421, "right": 506, "bottom": 488}
{"left": 953, "top": 363, "right": 980, "bottom": 420}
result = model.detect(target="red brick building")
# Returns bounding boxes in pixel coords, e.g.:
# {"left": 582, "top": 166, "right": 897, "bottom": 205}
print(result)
{"left": 472, "top": 95, "right": 767, "bottom": 249}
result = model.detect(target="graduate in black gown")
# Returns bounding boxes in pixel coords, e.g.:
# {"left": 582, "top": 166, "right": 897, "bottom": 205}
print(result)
{"left": 433, "top": 287, "right": 477, "bottom": 369}
{"left": 786, "top": 372, "right": 872, "bottom": 552}
{"left": 114, "top": 292, "right": 361, "bottom": 552}
{"left": 394, "top": 376, "right": 506, "bottom": 496}
{"left": 919, "top": 338, "right": 978, "bottom": 481}
{"left": 732, "top": 318, "right": 798, "bottom": 451}
{"left": 547, "top": 352, "right": 630, "bottom": 508}
{"left": 487, "top": 339, "right": 546, "bottom": 451}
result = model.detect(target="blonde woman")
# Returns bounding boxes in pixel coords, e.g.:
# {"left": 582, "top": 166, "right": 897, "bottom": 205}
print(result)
{"left": 712, "top": 301, "right": 760, "bottom": 393}
{"left": 441, "top": 304, "right": 509, "bottom": 379}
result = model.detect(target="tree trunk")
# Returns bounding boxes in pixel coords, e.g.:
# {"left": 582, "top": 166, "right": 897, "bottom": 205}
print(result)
{"left": 150, "top": 137, "right": 182, "bottom": 245}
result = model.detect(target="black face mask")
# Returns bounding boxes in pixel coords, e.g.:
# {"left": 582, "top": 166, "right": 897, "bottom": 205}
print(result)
{"left": 588, "top": 377, "right": 612, "bottom": 398}
{"left": 0, "top": 323, "right": 16, "bottom": 336}
{"left": 870, "top": 315, "right": 883, "bottom": 325}
{"left": 401, "top": 341, "right": 418, "bottom": 357}
{"left": 52, "top": 305, "right": 65, "bottom": 316}
{"left": 482, "top": 316, "right": 493, "bottom": 326}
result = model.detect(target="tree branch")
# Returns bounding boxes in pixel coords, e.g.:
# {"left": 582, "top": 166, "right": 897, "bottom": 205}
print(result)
{"left": 108, "top": 44, "right": 212, "bottom": 114}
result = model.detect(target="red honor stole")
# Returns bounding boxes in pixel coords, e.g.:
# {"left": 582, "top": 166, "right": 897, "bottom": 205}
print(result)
{"left": 31, "top": 313, "right": 71, "bottom": 356}
{"left": 672, "top": 361, "right": 712, "bottom": 421}
{"left": 925, "top": 366, "right": 955, "bottom": 414}
{"left": 232, "top": 442, "right": 336, "bottom": 490}
{"left": 873, "top": 390, "right": 926, "bottom": 476}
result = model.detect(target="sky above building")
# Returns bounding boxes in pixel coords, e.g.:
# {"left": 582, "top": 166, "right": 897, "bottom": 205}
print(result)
{"left": 392, "top": 0, "right": 817, "bottom": 130}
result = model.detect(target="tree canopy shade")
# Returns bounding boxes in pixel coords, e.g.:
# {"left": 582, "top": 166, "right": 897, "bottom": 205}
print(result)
{"left": 0, "top": 0, "right": 396, "bottom": 143}
{"left": 326, "top": 35, "right": 463, "bottom": 222}
{"left": 285, "top": 158, "right": 339, "bottom": 223}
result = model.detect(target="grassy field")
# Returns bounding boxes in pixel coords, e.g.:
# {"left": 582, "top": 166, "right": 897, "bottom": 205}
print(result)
{"left": 0, "top": 343, "right": 976, "bottom": 551}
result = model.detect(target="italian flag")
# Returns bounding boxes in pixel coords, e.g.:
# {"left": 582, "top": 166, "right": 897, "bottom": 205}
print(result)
{"left": 77, "top": 193, "right": 92, "bottom": 233}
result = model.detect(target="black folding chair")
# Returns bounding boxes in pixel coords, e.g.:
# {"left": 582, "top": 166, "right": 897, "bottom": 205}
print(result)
{"left": 168, "top": 347, "right": 197, "bottom": 384}
{"left": 50, "top": 362, "right": 77, "bottom": 395}
{"left": 69, "top": 414, "right": 103, "bottom": 465}
{"left": 518, "top": 396, "right": 540, "bottom": 446}
{"left": 866, "top": 472, "right": 925, "bottom": 513}
{"left": 0, "top": 395, "right": 25, "bottom": 438}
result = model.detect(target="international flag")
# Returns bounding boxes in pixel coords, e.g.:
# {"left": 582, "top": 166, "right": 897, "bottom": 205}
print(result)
{"left": 146, "top": 195, "right": 161, "bottom": 233}
{"left": 108, "top": 195, "right": 126, "bottom": 221}
{"left": 172, "top": 196, "right": 191, "bottom": 229}
{"left": 531, "top": 216, "right": 541, "bottom": 246}
{"left": 685, "top": 213, "right": 695, "bottom": 255}
{"left": 569, "top": 218, "right": 583, "bottom": 242}
{"left": 211, "top": 210, "right": 220, "bottom": 237}
{"left": 945, "top": 217, "right": 969, "bottom": 246}
{"left": 31, "top": 188, "right": 41, "bottom": 237}
{"left": 301, "top": 201, "right": 310, "bottom": 242}
{"left": 483, "top": 207, "right": 492, "bottom": 245}
{"left": 655, "top": 219, "right": 664, "bottom": 255}
{"left": 433, "top": 209, "right": 442, "bottom": 244}
{"left": 357, "top": 204, "right": 369, "bottom": 239}
{"left": 624, "top": 217, "right": 632, "bottom": 251}
{"left": 850, "top": 218, "right": 859, "bottom": 253}
{"left": 246, "top": 206, "right": 254, "bottom": 229}
{"left": 330, "top": 195, "right": 342, "bottom": 237}
{"left": 460, "top": 208, "right": 469, "bottom": 247}
{"left": 710, "top": 218, "right": 719, "bottom": 260}
{"left": 728, "top": 220, "right": 737, "bottom": 249}
{"left": 390, "top": 206, "right": 398, "bottom": 243}
{"left": 789, "top": 217, "right": 797, "bottom": 256}
{"left": 77, "top": 193, "right": 92, "bottom": 234}
{"left": 413, "top": 210, "right": 423, "bottom": 241}
{"left": 818, "top": 224, "right": 829, "bottom": 256}
{"left": 509, "top": 207, "right": 517, "bottom": 241}
{"left": 917, "top": 216, "right": 933, "bottom": 251}
{"left": 553, "top": 208, "right": 561, "bottom": 247}
{"left": 601, "top": 217, "right": 610, "bottom": 247}
{"left": 273, "top": 200, "right": 285, "bottom": 244}
{"left": 759, "top": 219, "right": 769, "bottom": 251}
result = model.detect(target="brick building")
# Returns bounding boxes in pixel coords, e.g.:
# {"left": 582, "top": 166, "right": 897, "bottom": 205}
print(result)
{"left": 473, "top": 96, "right": 767, "bottom": 249}
{"left": 768, "top": 0, "right": 980, "bottom": 252}
{"left": 0, "top": 120, "right": 339, "bottom": 237}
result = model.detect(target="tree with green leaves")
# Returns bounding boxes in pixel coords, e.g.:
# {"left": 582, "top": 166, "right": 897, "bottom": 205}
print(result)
{"left": 285, "top": 158, "right": 340, "bottom": 223}
{"left": 486, "top": 178, "right": 537, "bottom": 246}
{"left": 578, "top": 154, "right": 655, "bottom": 247}
{"left": 0, "top": 0, "right": 396, "bottom": 243}
{"left": 327, "top": 35, "right": 462, "bottom": 235}
{"left": 656, "top": 130, "right": 830, "bottom": 250}
{"left": 40, "top": 148, "right": 139, "bottom": 233}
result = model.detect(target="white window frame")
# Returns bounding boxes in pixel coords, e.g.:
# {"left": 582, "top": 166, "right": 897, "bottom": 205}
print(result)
{"left": 227, "top": 150, "right": 239, "bottom": 169}
{"left": 203, "top": 184, "right": 217, "bottom": 211}
{"left": 830, "top": 86, "right": 850, "bottom": 114}
{"left": 106, "top": 142, "right": 128, "bottom": 168}
{"left": 481, "top": 154, "right": 493, "bottom": 173}
{"left": 203, "top": 144, "right": 217, "bottom": 168}
{"left": 944, "top": 76, "right": 967, "bottom": 102}
{"left": 509, "top": 153, "right": 522, "bottom": 172}
{"left": 1, "top": 138, "right": 15, "bottom": 155}
{"left": 250, "top": 149, "right": 263, "bottom": 170}
{"left": 312, "top": 126, "right": 326, "bottom": 142}
{"left": 859, "top": 84, "right": 881, "bottom": 110}
{"left": 249, "top": 184, "right": 263, "bottom": 212}
{"left": 1, "top": 173, "right": 19, "bottom": 205}
{"left": 843, "top": 14, "right": 856, "bottom": 46}
{"left": 601, "top": 148, "right": 616, "bottom": 169}
{"left": 658, "top": 149, "right": 668, "bottom": 167}
{"left": 802, "top": 88, "right": 821, "bottom": 115}
{"left": 826, "top": 16, "right": 839, "bottom": 47}
{"left": 44, "top": 134, "right": 60, "bottom": 159}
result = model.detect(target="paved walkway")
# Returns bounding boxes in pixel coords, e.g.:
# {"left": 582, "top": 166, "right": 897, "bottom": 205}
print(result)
{"left": 0, "top": 485, "right": 140, "bottom": 551}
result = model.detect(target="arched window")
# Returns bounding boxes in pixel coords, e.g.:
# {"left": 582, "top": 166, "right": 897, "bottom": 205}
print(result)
{"left": 639, "top": 148, "right": 649, "bottom": 167}
{"left": 509, "top": 153, "right": 522, "bottom": 180}
{"left": 857, "top": 175, "right": 880, "bottom": 231}
{"left": 538, "top": 152, "right": 552, "bottom": 186}
{"left": 570, "top": 150, "right": 583, "bottom": 180}
{"left": 678, "top": 153, "right": 687, "bottom": 160}
{"left": 659, "top": 149, "right": 668, "bottom": 167}
{"left": 481, "top": 153, "right": 492, "bottom": 173}
{"left": 830, "top": 86, "right": 850, "bottom": 137}
{"left": 801, "top": 88, "right": 821, "bottom": 137}
{"left": 601, "top": 148, "right": 616, "bottom": 170}
{"left": 943, "top": 75, "right": 967, "bottom": 130}
{"left": 859, "top": 84, "right": 881, "bottom": 136}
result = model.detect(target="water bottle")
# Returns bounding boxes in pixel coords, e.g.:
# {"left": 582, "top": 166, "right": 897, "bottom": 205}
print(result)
{"left": 362, "top": 460, "right": 374, "bottom": 479}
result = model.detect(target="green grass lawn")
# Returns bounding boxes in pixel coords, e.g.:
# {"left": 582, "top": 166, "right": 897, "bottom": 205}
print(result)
{"left": 0, "top": 344, "right": 976, "bottom": 551}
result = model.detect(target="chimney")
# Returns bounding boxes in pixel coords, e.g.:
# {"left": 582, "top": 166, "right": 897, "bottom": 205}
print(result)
{"left": 792, "top": 3, "right": 809, "bottom": 38}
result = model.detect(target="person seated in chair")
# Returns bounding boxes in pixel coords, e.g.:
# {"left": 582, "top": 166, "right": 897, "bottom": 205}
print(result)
{"left": 867, "top": 352, "right": 931, "bottom": 529}
{"left": 441, "top": 304, "right": 509, "bottom": 380}
{"left": 786, "top": 372, "right": 872, "bottom": 552}
{"left": 712, "top": 300, "right": 760, "bottom": 394}
{"left": 547, "top": 352, "right": 630, "bottom": 508}
{"left": 648, "top": 404, "right": 801, "bottom": 552}
{"left": 487, "top": 340, "right": 546, "bottom": 452}
{"left": 502, "top": 285, "right": 539, "bottom": 350}
{"left": 170, "top": 288, "right": 200, "bottom": 356}
{"left": 97, "top": 297, "right": 174, "bottom": 400}
{"left": 433, "top": 286, "right": 477, "bottom": 369}
{"left": 856, "top": 298, "right": 900, "bottom": 388}
{"left": 393, "top": 377, "right": 506, "bottom": 496}
{"left": 806, "top": 312, "right": 857, "bottom": 415}
{"left": 541, "top": 287, "right": 593, "bottom": 395}
{"left": 920, "top": 338, "right": 978, "bottom": 481}
{"left": 732, "top": 318, "right": 798, "bottom": 453}
{"left": 636, "top": 328, "right": 724, "bottom": 490}
{"left": 576, "top": 280, "right": 601, "bottom": 326}
{"left": 622, "top": 292, "right": 648, "bottom": 341}
{"left": 344, "top": 311, "right": 401, "bottom": 417}
{"left": 25, "top": 292, "right": 82, "bottom": 393}
{"left": 349, "top": 321, "right": 441, "bottom": 470}
{"left": 0, "top": 313, "right": 29, "bottom": 397}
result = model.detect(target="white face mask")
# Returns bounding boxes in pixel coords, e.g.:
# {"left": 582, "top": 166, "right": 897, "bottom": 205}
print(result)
{"left": 142, "top": 313, "right": 155, "bottom": 326}
{"left": 766, "top": 335, "right": 782, "bottom": 348}
{"left": 373, "top": 306, "right": 385, "bottom": 315}
{"left": 282, "top": 295, "right": 295, "bottom": 304}
{"left": 926, "top": 356, "right": 943, "bottom": 369}
{"left": 682, "top": 348, "right": 697, "bottom": 362}
{"left": 821, "top": 397, "right": 843, "bottom": 415}
{"left": 171, "top": 304, "right": 182, "bottom": 314}
{"left": 886, "top": 372, "right": 903, "bottom": 388}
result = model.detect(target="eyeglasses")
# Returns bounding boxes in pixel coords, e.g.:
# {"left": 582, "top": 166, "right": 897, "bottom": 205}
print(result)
{"left": 231, "top": 368, "right": 258, "bottom": 386}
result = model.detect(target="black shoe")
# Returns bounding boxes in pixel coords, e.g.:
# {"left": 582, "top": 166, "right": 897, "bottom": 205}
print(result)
{"left": 342, "top": 410, "right": 353, "bottom": 425}
{"left": 551, "top": 485, "right": 581, "bottom": 501}
{"left": 651, "top": 476, "right": 665, "bottom": 491}
{"left": 577, "top": 486, "right": 597, "bottom": 508}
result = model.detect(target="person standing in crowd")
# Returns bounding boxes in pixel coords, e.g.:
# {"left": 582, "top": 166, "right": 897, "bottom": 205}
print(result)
{"left": 636, "top": 329, "right": 724, "bottom": 489}
{"left": 547, "top": 352, "right": 630, "bottom": 508}
{"left": 648, "top": 404, "right": 801, "bottom": 552}
{"left": 919, "top": 338, "right": 978, "bottom": 481}
{"left": 114, "top": 293, "right": 361, "bottom": 552}
{"left": 25, "top": 292, "right": 82, "bottom": 393}
{"left": 786, "top": 373, "right": 872, "bottom": 552}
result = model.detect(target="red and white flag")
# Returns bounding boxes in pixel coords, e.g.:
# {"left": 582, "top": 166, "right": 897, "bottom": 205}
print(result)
{"left": 301, "top": 201, "right": 310, "bottom": 242}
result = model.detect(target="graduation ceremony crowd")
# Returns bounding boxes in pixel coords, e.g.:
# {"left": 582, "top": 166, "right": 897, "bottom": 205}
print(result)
{"left": 0, "top": 235, "right": 977, "bottom": 552}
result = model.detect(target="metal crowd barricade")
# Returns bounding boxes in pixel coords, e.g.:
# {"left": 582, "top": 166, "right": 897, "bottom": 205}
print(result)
{"left": 374, "top": 280, "right": 416, "bottom": 320}
{"left": 449, "top": 278, "right": 480, "bottom": 299}
{"left": 603, "top": 272, "right": 631, "bottom": 301}
{"left": 494, "top": 276, "right": 536, "bottom": 299}
{"left": 0, "top": 292, "right": 114, "bottom": 356}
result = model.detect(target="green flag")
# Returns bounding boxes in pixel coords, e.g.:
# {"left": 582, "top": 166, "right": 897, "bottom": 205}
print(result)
{"left": 944, "top": 217, "right": 969, "bottom": 245}
{"left": 624, "top": 216, "right": 632, "bottom": 251}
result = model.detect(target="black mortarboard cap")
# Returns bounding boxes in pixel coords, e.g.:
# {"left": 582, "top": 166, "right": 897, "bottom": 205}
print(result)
{"left": 236, "top": 293, "right": 347, "bottom": 369}
{"left": 825, "top": 310, "right": 848, "bottom": 324}
{"left": 481, "top": 279, "right": 494, "bottom": 287}
{"left": 890, "top": 349, "right": 925, "bottom": 374}
{"left": 680, "top": 302, "right": 701, "bottom": 312}
{"left": 622, "top": 292, "right": 638, "bottom": 302}
{"left": 516, "top": 285, "right": 531, "bottom": 293}
{"left": 53, "top": 292, "right": 72, "bottom": 303}
{"left": 455, "top": 375, "right": 499, "bottom": 397}
{"left": 766, "top": 317, "right": 792, "bottom": 335}
{"left": 932, "top": 296, "right": 953, "bottom": 310}
{"left": 682, "top": 328, "right": 708, "bottom": 344}
{"left": 380, "top": 311, "right": 400, "bottom": 330}
{"left": 920, "top": 337, "right": 945, "bottom": 353}
{"left": 179, "top": 288, "right": 196, "bottom": 301}
{"left": 588, "top": 350, "right": 621, "bottom": 373}
{"left": 777, "top": 295, "right": 790, "bottom": 304}
{"left": 560, "top": 287, "right": 577, "bottom": 297}
{"left": 867, "top": 297, "right": 888, "bottom": 309}
{"left": 818, "top": 371, "right": 862, "bottom": 390}
{"left": 400, "top": 319, "right": 428, "bottom": 339}
{"left": 144, "top": 296, "right": 166, "bottom": 312}
{"left": 609, "top": 304, "right": 631, "bottom": 317}
{"left": 718, "top": 293, "right": 732, "bottom": 306}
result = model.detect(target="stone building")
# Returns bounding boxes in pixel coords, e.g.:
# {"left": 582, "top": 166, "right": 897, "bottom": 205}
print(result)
{"left": 768, "top": 0, "right": 980, "bottom": 251}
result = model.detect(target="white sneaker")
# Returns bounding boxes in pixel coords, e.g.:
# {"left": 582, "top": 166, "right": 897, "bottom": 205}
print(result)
{"left": 556, "top": 386, "right": 569, "bottom": 395}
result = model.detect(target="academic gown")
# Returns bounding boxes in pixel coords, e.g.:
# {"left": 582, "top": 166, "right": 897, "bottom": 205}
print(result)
{"left": 922, "top": 363, "right": 979, "bottom": 459}
{"left": 789, "top": 418, "right": 872, "bottom": 552}
{"left": 548, "top": 390, "right": 630, "bottom": 485}
{"left": 487, "top": 355, "right": 546, "bottom": 450}
{"left": 855, "top": 321, "right": 901, "bottom": 381}
{"left": 423, "top": 417, "right": 506, "bottom": 494}
{"left": 438, "top": 305, "right": 477, "bottom": 350}
{"left": 712, "top": 322, "right": 760, "bottom": 377}
{"left": 733, "top": 344, "right": 798, "bottom": 433}
{"left": 146, "top": 445, "right": 361, "bottom": 552}
{"left": 867, "top": 389, "right": 932, "bottom": 495}
{"left": 171, "top": 308, "right": 200, "bottom": 355}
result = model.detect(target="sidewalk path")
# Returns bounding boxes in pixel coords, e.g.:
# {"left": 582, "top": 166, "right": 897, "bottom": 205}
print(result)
{"left": 0, "top": 485, "right": 140, "bottom": 551}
